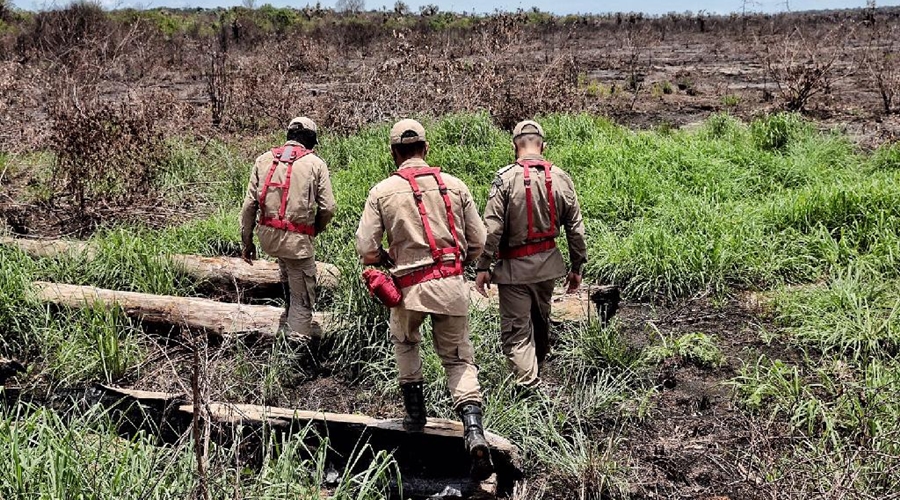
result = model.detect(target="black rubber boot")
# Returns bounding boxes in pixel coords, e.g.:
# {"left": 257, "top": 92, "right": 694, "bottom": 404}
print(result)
{"left": 458, "top": 403, "right": 494, "bottom": 481}
{"left": 400, "top": 382, "right": 426, "bottom": 432}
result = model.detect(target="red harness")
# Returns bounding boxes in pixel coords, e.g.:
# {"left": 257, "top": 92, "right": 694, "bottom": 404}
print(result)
{"left": 498, "top": 159, "right": 558, "bottom": 259}
{"left": 393, "top": 167, "right": 464, "bottom": 288}
{"left": 258, "top": 145, "right": 316, "bottom": 236}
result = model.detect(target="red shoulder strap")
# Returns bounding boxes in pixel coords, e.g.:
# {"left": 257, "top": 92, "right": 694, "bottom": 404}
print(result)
{"left": 516, "top": 159, "right": 557, "bottom": 241}
{"left": 259, "top": 145, "right": 314, "bottom": 222}
{"left": 393, "top": 167, "right": 461, "bottom": 263}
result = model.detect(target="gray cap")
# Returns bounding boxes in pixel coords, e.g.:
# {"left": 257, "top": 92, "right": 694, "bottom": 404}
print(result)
{"left": 288, "top": 116, "right": 317, "bottom": 133}
{"left": 512, "top": 120, "right": 544, "bottom": 139}
{"left": 390, "top": 119, "right": 426, "bottom": 145}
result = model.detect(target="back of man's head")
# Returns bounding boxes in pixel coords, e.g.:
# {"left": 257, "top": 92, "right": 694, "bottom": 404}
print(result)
{"left": 389, "top": 119, "right": 428, "bottom": 165}
{"left": 512, "top": 120, "right": 545, "bottom": 156}
{"left": 287, "top": 117, "right": 318, "bottom": 149}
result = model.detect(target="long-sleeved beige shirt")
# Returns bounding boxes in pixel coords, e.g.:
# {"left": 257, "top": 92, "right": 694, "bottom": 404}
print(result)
{"left": 240, "top": 141, "right": 336, "bottom": 260}
{"left": 356, "top": 158, "right": 486, "bottom": 316}
{"left": 476, "top": 153, "right": 587, "bottom": 285}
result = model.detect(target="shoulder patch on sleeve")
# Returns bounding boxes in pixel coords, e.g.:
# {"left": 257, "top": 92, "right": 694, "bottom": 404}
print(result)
{"left": 488, "top": 175, "right": 503, "bottom": 198}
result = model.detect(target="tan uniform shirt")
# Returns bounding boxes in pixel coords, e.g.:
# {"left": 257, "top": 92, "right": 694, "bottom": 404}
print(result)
{"left": 356, "top": 158, "right": 487, "bottom": 316}
{"left": 240, "top": 141, "right": 336, "bottom": 260}
{"left": 476, "top": 153, "right": 587, "bottom": 285}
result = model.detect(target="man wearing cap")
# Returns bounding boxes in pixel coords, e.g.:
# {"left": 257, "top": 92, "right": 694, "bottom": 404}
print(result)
{"left": 355, "top": 119, "right": 493, "bottom": 479}
{"left": 241, "top": 117, "right": 336, "bottom": 338}
{"left": 475, "top": 119, "right": 587, "bottom": 390}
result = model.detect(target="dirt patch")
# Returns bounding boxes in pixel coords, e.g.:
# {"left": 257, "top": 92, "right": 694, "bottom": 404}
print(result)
{"left": 589, "top": 295, "right": 797, "bottom": 499}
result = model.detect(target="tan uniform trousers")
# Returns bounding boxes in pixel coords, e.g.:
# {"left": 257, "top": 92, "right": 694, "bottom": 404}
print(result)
{"left": 278, "top": 257, "right": 317, "bottom": 337}
{"left": 390, "top": 307, "right": 482, "bottom": 409}
{"left": 498, "top": 279, "right": 555, "bottom": 387}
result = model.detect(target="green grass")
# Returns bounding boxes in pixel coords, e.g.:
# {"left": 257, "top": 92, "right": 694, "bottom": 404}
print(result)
{"left": 644, "top": 331, "right": 725, "bottom": 368}
{"left": 2, "top": 111, "right": 900, "bottom": 496}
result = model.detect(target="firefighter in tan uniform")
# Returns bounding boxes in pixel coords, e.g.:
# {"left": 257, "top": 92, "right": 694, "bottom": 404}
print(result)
{"left": 240, "top": 117, "right": 336, "bottom": 337}
{"left": 355, "top": 119, "right": 493, "bottom": 480}
{"left": 475, "top": 120, "right": 587, "bottom": 389}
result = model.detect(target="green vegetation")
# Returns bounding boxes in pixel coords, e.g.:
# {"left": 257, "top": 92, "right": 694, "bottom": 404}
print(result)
{"left": 2, "top": 111, "right": 900, "bottom": 496}
{"left": 644, "top": 332, "right": 724, "bottom": 368}
{"left": 722, "top": 94, "right": 740, "bottom": 107}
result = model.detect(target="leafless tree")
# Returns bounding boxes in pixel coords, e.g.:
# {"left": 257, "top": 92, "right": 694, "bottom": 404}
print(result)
{"left": 762, "top": 25, "right": 852, "bottom": 112}
{"left": 862, "top": 19, "right": 899, "bottom": 114}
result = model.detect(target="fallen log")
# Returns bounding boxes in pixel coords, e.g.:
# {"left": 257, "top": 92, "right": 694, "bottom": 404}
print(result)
{"left": 169, "top": 255, "right": 341, "bottom": 292}
{"left": 0, "top": 236, "right": 93, "bottom": 259}
{"left": 469, "top": 283, "right": 620, "bottom": 325}
{"left": 31, "top": 282, "right": 333, "bottom": 337}
{"left": 1, "top": 237, "right": 341, "bottom": 293}
{"left": 99, "top": 385, "right": 519, "bottom": 498}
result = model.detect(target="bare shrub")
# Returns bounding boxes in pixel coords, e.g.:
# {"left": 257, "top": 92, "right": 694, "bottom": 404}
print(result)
{"left": 48, "top": 96, "right": 167, "bottom": 221}
{"left": 622, "top": 23, "right": 656, "bottom": 110}
{"left": 761, "top": 25, "right": 852, "bottom": 112}
{"left": 862, "top": 22, "right": 900, "bottom": 114}
{"left": 204, "top": 26, "right": 229, "bottom": 127}
{"left": 19, "top": 1, "right": 111, "bottom": 65}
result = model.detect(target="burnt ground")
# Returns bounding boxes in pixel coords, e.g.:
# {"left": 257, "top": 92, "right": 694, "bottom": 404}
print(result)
{"left": 610, "top": 297, "right": 779, "bottom": 499}
{"left": 538, "top": 294, "right": 795, "bottom": 499}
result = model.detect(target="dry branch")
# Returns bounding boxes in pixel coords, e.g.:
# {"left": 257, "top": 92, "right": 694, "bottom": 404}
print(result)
{"left": 31, "top": 281, "right": 334, "bottom": 337}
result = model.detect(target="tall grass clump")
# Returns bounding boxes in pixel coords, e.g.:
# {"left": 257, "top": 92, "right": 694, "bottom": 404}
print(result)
{"left": 750, "top": 112, "right": 809, "bottom": 151}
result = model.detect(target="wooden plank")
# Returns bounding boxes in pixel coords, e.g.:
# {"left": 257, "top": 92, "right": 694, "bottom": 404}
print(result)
{"left": 31, "top": 282, "right": 333, "bottom": 337}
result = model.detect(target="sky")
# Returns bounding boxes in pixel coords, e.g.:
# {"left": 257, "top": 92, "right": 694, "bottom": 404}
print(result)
{"left": 11, "top": 0, "right": 900, "bottom": 15}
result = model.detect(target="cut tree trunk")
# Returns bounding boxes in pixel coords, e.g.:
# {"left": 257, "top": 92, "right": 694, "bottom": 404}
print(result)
{"left": 31, "top": 282, "right": 333, "bottom": 337}
{"left": 469, "top": 283, "right": 620, "bottom": 324}
{"left": 168, "top": 255, "right": 340, "bottom": 292}
{"left": 98, "top": 385, "right": 519, "bottom": 498}
{"left": 1, "top": 237, "right": 341, "bottom": 293}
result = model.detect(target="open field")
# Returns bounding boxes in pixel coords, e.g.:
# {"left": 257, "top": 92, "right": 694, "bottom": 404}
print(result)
{"left": 2, "top": 109, "right": 900, "bottom": 498}
{"left": 1, "top": 3, "right": 900, "bottom": 158}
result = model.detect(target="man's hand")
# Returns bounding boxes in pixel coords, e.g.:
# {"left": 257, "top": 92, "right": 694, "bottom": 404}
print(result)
{"left": 475, "top": 271, "right": 492, "bottom": 298}
{"left": 378, "top": 249, "right": 394, "bottom": 269}
{"left": 241, "top": 242, "right": 257, "bottom": 265}
{"left": 564, "top": 272, "right": 582, "bottom": 294}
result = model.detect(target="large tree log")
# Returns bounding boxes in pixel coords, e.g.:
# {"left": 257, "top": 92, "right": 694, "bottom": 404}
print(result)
{"left": 168, "top": 255, "right": 341, "bottom": 292}
{"left": 31, "top": 282, "right": 334, "bottom": 337}
{"left": 1, "top": 237, "right": 341, "bottom": 292}
{"left": 98, "top": 385, "right": 519, "bottom": 498}
{"left": 0, "top": 236, "right": 93, "bottom": 259}
{"left": 469, "top": 283, "right": 620, "bottom": 324}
